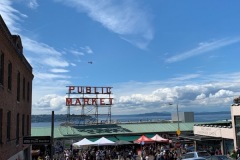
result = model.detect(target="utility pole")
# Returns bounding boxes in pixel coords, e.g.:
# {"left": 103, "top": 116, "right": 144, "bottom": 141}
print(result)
{"left": 169, "top": 103, "right": 181, "bottom": 136}
{"left": 176, "top": 104, "right": 181, "bottom": 136}
{"left": 51, "top": 111, "right": 54, "bottom": 159}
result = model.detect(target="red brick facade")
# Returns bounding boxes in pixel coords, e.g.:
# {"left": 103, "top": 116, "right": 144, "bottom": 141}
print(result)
{"left": 0, "top": 15, "right": 34, "bottom": 159}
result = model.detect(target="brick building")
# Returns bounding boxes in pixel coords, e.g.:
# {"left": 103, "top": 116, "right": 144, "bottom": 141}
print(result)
{"left": 0, "top": 15, "right": 34, "bottom": 159}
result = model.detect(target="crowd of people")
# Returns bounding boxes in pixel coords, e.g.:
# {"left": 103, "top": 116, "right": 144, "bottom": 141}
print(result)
{"left": 55, "top": 143, "right": 180, "bottom": 160}
{"left": 34, "top": 142, "right": 237, "bottom": 160}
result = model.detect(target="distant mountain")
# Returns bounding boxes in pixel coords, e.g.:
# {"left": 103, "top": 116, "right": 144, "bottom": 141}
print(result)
{"left": 194, "top": 111, "right": 231, "bottom": 115}
{"left": 134, "top": 112, "right": 171, "bottom": 116}
{"left": 31, "top": 111, "right": 231, "bottom": 123}
{"left": 31, "top": 114, "right": 68, "bottom": 123}
{"left": 114, "top": 111, "right": 231, "bottom": 117}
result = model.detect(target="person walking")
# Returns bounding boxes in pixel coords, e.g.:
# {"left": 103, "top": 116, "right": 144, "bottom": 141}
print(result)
{"left": 237, "top": 147, "right": 240, "bottom": 159}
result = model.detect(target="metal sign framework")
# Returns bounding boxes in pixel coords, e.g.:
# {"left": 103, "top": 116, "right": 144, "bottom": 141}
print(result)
{"left": 65, "top": 86, "right": 113, "bottom": 125}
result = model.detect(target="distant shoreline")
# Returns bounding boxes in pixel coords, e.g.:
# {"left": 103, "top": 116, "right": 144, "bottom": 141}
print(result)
{"left": 32, "top": 111, "right": 231, "bottom": 123}
{"left": 32, "top": 110, "right": 231, "bottom": 116}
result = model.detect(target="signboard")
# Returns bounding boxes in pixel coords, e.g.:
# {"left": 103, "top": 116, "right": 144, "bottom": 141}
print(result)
{"left": 23, "top": 136, "right": 51, "bottom": 144}
{"left": 194, "top": 127, "right": 221, "bottom": 137}
{"left": 66, "top": 86, "right": 113, "bottom": 106}
{"left": 176, "top": 129, "right": 181, "bottom": 136}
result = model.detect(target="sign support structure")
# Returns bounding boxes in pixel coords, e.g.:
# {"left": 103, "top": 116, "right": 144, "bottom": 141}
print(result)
{"left": 64, "top": 86, "right": 113, "bottom": 126}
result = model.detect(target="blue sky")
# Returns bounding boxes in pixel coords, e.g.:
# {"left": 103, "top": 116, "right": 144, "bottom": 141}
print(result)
{"left": 1, "top": 0, "right": 240, "bottom": 115}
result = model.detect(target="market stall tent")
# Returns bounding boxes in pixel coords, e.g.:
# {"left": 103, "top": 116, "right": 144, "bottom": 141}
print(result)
{"left": 72, "top": 138, "right": 95, "bottom": 148}
{"left": 134, "top": 135, "right": 155, "bottom": 144}
{"left": 151, "top": 134, "right": 169, "bottom": 143}
{"left": 93, "top": 137, "right": 115, "bottom": 146}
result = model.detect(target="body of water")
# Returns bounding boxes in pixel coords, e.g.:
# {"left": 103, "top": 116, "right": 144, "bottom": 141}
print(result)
{"left": 32, "top": 112, "right": 231, "bottom": 127}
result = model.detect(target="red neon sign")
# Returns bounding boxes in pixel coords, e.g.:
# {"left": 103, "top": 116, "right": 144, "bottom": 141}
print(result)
{"left": 66, "top": 86, "right": 113, "bottom": 106}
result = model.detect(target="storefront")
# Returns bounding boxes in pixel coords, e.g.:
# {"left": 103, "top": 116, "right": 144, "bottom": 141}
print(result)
{"left": 232, "top": 103, "right": 240, "bottom": 149}
{"left": 179, "top": 102, "right": 240, "bottom": 154}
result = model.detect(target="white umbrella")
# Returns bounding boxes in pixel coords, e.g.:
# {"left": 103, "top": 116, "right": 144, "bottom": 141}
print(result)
{"left": 72, "top": 138, "right": 95, "bottom": 148}
{"left": 93, "top": 137, "right": 115, "bottom": 146}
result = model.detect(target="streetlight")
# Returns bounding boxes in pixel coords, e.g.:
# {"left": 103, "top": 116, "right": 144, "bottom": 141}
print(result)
{"left": 169, "top": 103, "right": 181, "bottom": 136}
{"left": 169, "top": 103, "right": 182, "bottom": 159}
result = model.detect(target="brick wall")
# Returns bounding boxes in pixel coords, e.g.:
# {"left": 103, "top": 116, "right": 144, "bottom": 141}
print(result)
{"left": 0, "top": 15, "right": 34, "bottom": 160}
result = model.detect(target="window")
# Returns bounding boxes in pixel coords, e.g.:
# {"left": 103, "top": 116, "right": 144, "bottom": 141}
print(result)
{"left": 235, "top": 116, "right": 240, "bottom": 147}
{"left": 0, "top": 52, "right": 4, "bottom": 85}
{"left": 0, "top": 109, "right": 2, "bottom": 143}
{"left": 17, "top": 72, "right": 20, "bottom": 101}
{"left": 22, "top": 77, "right": 25, "bottom": 100}
{"left": 16, "top": 113, "right": 19, "bottom": 145}
{"left": 22, "top": 114, "right": 25, "bottom": 136}
{"left": 7, "top": 111, "right": 11, "bottom": 141}
{"left": 27, "top": 82, "right": 30, "bottom": 102}
{"left": 27, "top": 115, "right": 29, "bottom": 135}
{"left": 7, "top": 62, "right": 12, "bottom": 90}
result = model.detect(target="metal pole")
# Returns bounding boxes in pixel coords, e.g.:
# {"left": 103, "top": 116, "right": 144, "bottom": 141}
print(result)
{"left": 177, "top": 104, "right": 180, "bottom": 130}
{"left": 51, "top": 111, "right": 54, "bottom": 159}
{"left": 176, "top": 104, "right": 182, "bottom": 160}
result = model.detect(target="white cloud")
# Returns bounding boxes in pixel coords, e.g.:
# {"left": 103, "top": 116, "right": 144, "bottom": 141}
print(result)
{"left": 34, "top": 72, "right": 71, "bottom": 80}
{"left": 21, "top": 37, "right": 70, "bottom": 70}
{"left": 70, "top": 50, "right": 84, "bottom": 56}
{"left": 69, "top": 46, "right": 93, "bottom": 63}
{"left": 81, "top": 46, "right": 93, "bottom": 54}
{"left": 43, "top": 57, "right": 69, "bottom": 68}
{"left": 33, "top": 94, "right": 66, "bottom": 111}
{"left": 0, "top": 1, "right": 72, "bottom": 113}
{"left": 196, "top": 93, "right": 206, "bottom": 100}
{"left": 56, "top": 0, "right": 153, "bottom": 49}
{"left": 0, "top": 0, "right": 27, "bottom": 33}
{"left": 31, "top": 72, "right": 240, "bottom": 115}
{"left": 166, "top": 37, "right": 240, "bottom": 63}
{"left": 50, "top": 68, "right": 69, "bottom": 73}
{"left": 22, "top": 37, "right": 62, "bottom": 56}
{"left": 171, "top": 74, "right": 200, "bottom": 81}
{"left": 1, "top": 1, "right": 239, "bottom": 116}
{"left": 70, "top": 63, "right": 76, "bottom": 66}
{"left": 28, "top": 0, "right": 39, "bottom": 9}
{"left": 111, "top": 72, "right": 240, "bottom": 115}
{"left": 209, "top": 89, "right": 234, "bottom": 99}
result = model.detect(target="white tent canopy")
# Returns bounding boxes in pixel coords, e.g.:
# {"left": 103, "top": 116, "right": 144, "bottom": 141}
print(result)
{"left": 151, "top": 134, "right": 169, "bottom": 142}
{"left": 72, "top": 138, "right": 95, "bottom": 148}
{"left": 93, "top": 137, "right": 115, "bottom": 146}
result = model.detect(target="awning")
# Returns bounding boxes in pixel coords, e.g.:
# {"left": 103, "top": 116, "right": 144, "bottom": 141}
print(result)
{"left": 116, "top": 135, "right": 140, "bottom": 142}
{"left": 179, "top": 135, "right": 222, "bottom": 141}
{"left": 145, "top": 133, "right": 155, "bottom": 138}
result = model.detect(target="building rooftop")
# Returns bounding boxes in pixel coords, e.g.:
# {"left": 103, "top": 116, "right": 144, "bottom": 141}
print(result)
{"left": 31, "top": 121, "right": 222, "bottom": 140}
